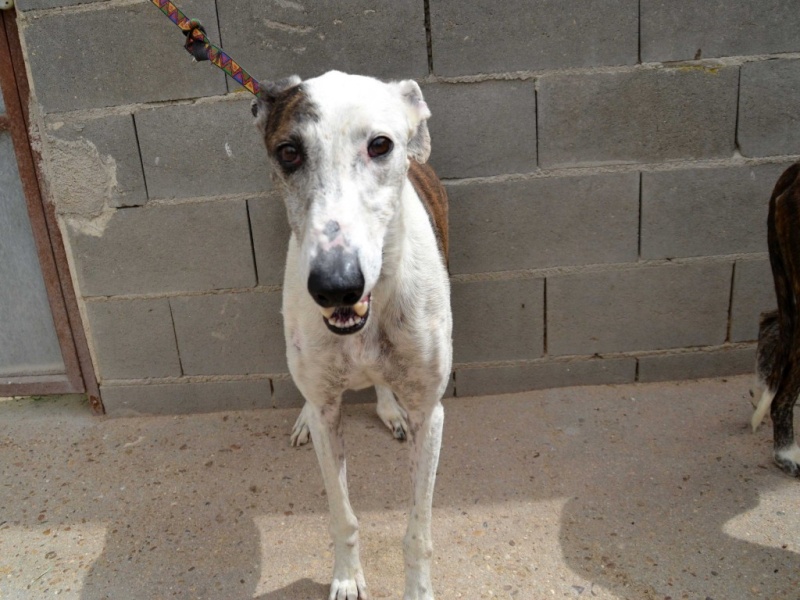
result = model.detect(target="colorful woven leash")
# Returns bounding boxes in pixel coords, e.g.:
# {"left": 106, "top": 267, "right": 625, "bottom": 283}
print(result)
{"left": 150, "top": 0, "right": 263, "bottom": 98}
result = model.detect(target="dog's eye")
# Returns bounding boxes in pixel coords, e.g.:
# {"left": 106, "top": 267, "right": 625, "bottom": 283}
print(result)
{"left": 276, "top": 144, "right": 303, "bottom": 169}
{"left": 368, "top": 136, "right": 393, "bottom": 158}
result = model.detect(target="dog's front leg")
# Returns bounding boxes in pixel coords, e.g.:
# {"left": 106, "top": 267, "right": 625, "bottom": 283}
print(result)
{"left": 305, "top": 400, "right": 368, "bottom": 599}
{"left": 403, "top": 402, "right": 444, "bottom": 600}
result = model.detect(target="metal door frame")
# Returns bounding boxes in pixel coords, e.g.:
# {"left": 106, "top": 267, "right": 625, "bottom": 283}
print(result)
{"left": 0, "top": 9, "right": 102, "bottom": 413}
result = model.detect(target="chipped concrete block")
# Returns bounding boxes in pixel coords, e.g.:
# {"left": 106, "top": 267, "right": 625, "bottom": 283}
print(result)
{"left": 43, "top": 114, "right": 147, "bottom": 211}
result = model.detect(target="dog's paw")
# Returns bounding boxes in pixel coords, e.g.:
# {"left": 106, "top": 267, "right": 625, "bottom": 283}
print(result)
{"left": 376, "top": 390, "right": 408, "bottom": 441}
{"left": 290, "top": 405, "right": 312, "bottom": 447}
{"left": 329, "top": 572, "right": 368, "bottom": 600}
{"left": 774, "top": 443, "right": 800, "bottom": 477}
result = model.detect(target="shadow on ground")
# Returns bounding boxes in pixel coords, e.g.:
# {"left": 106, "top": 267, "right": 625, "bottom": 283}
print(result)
{"left": 0, "top": 376, "right": 798, "bottom": 599}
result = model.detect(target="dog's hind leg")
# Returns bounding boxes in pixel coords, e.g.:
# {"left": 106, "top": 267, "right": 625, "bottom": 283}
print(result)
{"left": 403, "top": 402, "right": 444, "bottom": 600}
{"left": 751, "top": 387, "right": 775, "bottom": 432}
{"left": 306, "top": 400, "right": 368, "bottom": 599}
{"left": 376, "top": 385, "right": 409, "bottom": 440}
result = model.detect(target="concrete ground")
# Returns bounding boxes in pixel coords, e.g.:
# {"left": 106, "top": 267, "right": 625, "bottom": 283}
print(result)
{"left": 1, "top": 375, "right": 799, "bottom": 600}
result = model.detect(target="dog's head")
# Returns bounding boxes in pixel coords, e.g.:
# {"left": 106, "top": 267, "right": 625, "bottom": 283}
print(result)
{"left": 253, "top": 71, "right": 432, "bottom": 335}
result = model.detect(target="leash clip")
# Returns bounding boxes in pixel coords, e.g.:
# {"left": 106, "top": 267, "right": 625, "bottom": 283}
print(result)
{"left": 182, "top": 18, "right": 210, "bottom": 62}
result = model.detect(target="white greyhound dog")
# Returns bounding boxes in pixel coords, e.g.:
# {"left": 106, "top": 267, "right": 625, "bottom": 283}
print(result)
{"left": 253, "top": 70, "right": 452, "bottom": 600}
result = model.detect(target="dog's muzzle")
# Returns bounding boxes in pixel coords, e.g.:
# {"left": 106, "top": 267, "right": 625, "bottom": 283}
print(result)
{"left": 307, "top": 248, "right": 370, "bottom": 335}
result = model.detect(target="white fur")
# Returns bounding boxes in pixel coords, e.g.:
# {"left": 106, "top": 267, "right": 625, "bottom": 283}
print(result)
{"left": 751, "top": 386, "right": 775, "bottom": 432}
{"left": 266, "top": 71, "right": 451, "bottom": 600}
{"left": 775, "top": 442, "right": 800, "bottom": 474}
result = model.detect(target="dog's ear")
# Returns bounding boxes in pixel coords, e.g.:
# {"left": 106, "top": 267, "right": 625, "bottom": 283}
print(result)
{"left": 251, "top": 75, "right": 303, "bottom": 133}
{"left": 393, "top": 79, "right": 432, "bottom": 164}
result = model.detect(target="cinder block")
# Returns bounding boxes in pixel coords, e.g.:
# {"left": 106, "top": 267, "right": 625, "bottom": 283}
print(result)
{"left": 547, "top": 264, "right": 732, "bottom": 355}
{"left": 268, "top": 377, "right": 300, "bottom": 409}
{"left": 217, "top": 0, "right": 427, "bottom": 81}
{"left": 641, "top": 0, "right": 800, "bottom": 62}
{"left": 730, "top": 259, "right": 776, "bottom": 343}
{"left": 44, "top": 114, "right": 147, "bottom": 209}
{"left": 455, "top": 357, "right": 636, "bottom": 398}
{"left": 641, "top": 164, "right": 788, "bottom": 259}
{"left": 101, "top": 380, "right": 271, "bottom": 416}
{"left": 424, "top": 81, "right": 536, "bottom": 178}
{"left": 452, "top": 278, "right": 544, "bottom": 364}
{"left": 448, "top": 173, "right": 639, "bottom": 274}
{"left": 16, "top": 0, "right": 104, "bottom": 9}
{"left": 22, "top": 0, "right": 226, "bottom": 113}
{"left": 638, "top": 347, "right": 756, "bottom": 383}
{"left": 135, "top": 99, "right": 270, "bottom": 200}
{"left": 84, "top": 298, "right": 181, "bottom": 380}
{"left": 430, "top": 0, "right": 638, "bottom": 76}
{"left": 538, "top": 68, "right": 738, "bottom": 168}
{"left": 65, "top": 201, "right": 255, "bottom": 296}
{"left": 170, "top": 291, "right": 285, "bottom": 376}
{"left": 248, "top": 195, "right": 290, "bottom": 286}
{"left": 738, "top": 60, "right": 800, "bottom": 158}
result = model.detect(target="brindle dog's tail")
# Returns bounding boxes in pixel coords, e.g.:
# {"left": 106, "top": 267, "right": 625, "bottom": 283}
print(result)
{"left": 765, "top": 162, "right": 800, "bottom": 475}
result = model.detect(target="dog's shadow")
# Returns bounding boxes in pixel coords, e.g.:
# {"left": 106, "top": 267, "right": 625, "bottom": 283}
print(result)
{"left": 257, "top": 578, "right": 329, "bottom": 599}
{"left": 433, "top": 382, "right": 800, "bottom": 599}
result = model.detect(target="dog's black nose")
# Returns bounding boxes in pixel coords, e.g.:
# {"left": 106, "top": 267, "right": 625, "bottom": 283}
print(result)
{"left": 307, "top": 248, "right": 365, "bottom": 308}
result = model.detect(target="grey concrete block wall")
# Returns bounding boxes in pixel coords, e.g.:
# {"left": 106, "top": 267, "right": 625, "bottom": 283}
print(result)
{"left": 430, "top": 0, "right": 638, "bottom": 76}
{"left": 730, "top": 259, "right": 776, "bottom": 343}
{"left": 537, "top": 67, "right": 739, "bottom": 168}
{"left": 547, "top": 264, "right": 732, "bottom": 356}
{"left": 21, "top": 0, "right": 226, "bottom": 113}
{"left": 424, "top": 81, "right": 537, "bottom": 178}
{"left": 448, "top": 173, "right": 638, "bottom": 274}
{"left": 135, "top": 99, "right": 271, "bottom": 199}
{"left": 43, "top": 114, "right": 147, "bottom": 208}
{"left": 640, "top": 164, "right": 786, "bottom": 259}
{"left": 170, "top": 291, "right": 285, "bottom": 376}
{"left": 217, "top": 0, "right": 428, "bottom": 81}
{"left": 84, "top": 298, "right": 181, "bottom": 380}
{"left": 738, "top": 59, "right": 800, "bottom": 158}
{"left": 640, "top": 1, "right": 800, "bottom": 62}
{"left": 15, "top": 0, "right": 796, "bottom": 414}
{"left": 65, "top": 201, "right": 255, "bottom": 296}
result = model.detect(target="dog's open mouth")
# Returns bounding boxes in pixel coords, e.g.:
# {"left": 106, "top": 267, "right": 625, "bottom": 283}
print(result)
{"left": 319, "top": 294, "right": 370, "bottom": 335}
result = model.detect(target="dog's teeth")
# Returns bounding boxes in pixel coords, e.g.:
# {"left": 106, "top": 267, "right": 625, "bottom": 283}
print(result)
{"left": 353, "top": 301, "right": 369, "bottom": 317}
{"left": 320, "top": 306, "right": 335, "bottom": 319}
